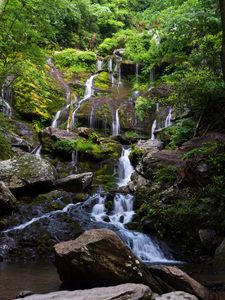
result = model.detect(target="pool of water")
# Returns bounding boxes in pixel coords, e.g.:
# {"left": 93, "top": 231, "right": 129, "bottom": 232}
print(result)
{"left": 0, "top": 261, "right": 61, "bottom": 300}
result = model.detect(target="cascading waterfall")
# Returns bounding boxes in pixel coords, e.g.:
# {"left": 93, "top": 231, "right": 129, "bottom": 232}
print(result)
{"left": 97, "top": 59, "right": 104, "bottom": 71}
{"left": 33, "top": 144, "right": 42, "bottom": 156}
{"left": 149, "top": 69, "right": 154, "bottom": 87}
{"left": 112, "top": 108, "right": 120, "bottom": 136}
{"left": 71, "top": 150, "right": 78, "bottom": 169}
{"left": 51, "top": 110, "right": 61, "bottom": 128}
{"left": 118, "top": 147, "right": 134, "bottom": 187}
{"left": 118, "top": 65, "right": 122, "bottom": 86}
{"left": 108, "top": 57, "right": 113, "bottom": 72}
{"left": 89, "top": 107, "right": 95, "bottom": 128}
{"left": 165, "top": 107, "right": 172, "bottom": 128}
{"left": 71, "top": 74, "right": 97, "bottom": 128}
{"left": 91, "top": 192, "right": 173, "bottom": 263}
{"left": 0, "top": 98, "right": 12, "bottom": 117}
{"left": 151, "top": 119, "right": 157, "bottom": 140}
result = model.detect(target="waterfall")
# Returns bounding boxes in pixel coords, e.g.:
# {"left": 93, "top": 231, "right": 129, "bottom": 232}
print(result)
{"left": 118, "top": 65, "right": 122, "bottom": 86}
{"left": 97, "top": 59, "right": 104, "bottom": 72}
{"left": 108, "top": 57, "right": 113, "bottom": 72}
{"left": 89, "top": 107, "right": 95, "bottom": 128}
{"left": 149, "top": 69, "right": 154, "bottom": 87}
{"left": 112, "top": 108, "right": 120, "bottom": 136}
{"left": 151, "top": 120, "right": 157, "bottom": 140}
{"left": 91, "top": 192, "right": 173, "bottom": 263}
{"left": 156, "top": 102, "right": 159, "bottom": 112}
{"left": 117, "top": 147, "right": 134, "bottom": 187}
{"left": 71, "top": 74, "right": 97, "bottom": 128}
{"left": 165, "top": 108, "right": 172, "bottom": 128}
{"left": 71, "top": 150, "right": 78, "bottom": 169}
{"left": 136, "top": 63, "right": 139, "bottom": 83}
{"left": 51, "top": 110, "right": 61, "bottom": 128}
{"left": 0, "top": 98, "right": 12, "bottom": 117}
{"left": 32, "top": 144, "right": 42, "bottom": 156}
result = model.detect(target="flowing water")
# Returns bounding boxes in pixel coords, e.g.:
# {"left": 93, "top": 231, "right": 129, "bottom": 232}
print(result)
{"left": 108, "top": 57, "right": 113, "bottom": 72}
{"left": 97, "top": 59, "right": 104, "bottom": 71}
{"left": 112, "top": 108, "right": 120, "bottom": 136}
{"left": 165, "top": 107, "right": 172, "bottom": 128}
{"left": 71, "top": 74, "right": 97, "bottom": 128}
{"left": 151, "top": 119, "right": 157, "bottom": 140}
{"left": 0, "top": 98, "right": 12, "bottom": 117}
{"left": 117, "top": 147, "right": 134, "bottom": 187}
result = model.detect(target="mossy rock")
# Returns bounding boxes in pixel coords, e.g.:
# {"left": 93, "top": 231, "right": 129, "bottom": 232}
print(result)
{"left": 94, "top": 72, "right": 111, "bottom": 91}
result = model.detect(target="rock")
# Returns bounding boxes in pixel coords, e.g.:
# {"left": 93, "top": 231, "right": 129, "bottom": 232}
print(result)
{"left": 54, "top": 228, "right": 162, "bottom": 292}
{"left": 54, "top": 173, "right": 93, "bottom": 192}
{"left": 15, "top": 283, "right": 152, "bottom": 300}
{"left": 149, "top": 265, "right": 210, "bottom": 300}
{"left": 77, "top": 127, "right": 94, "bottom": 139}
{"left": 154, "top": 291, "right": 198, "bottom": 300}
{"left": 213, "top": 238, "right": 225, "bottom": 269}
{"left": 199, "top": 229, "right": 218, "bottom": 253}
{"left": 17, "top": 290, "right": 34, "bottom": 298}
{"left": 0, "top": 153, "right": 56, "bottom": 196}
{"left": 0, "top": 181, "right": 16, "bottom": 215}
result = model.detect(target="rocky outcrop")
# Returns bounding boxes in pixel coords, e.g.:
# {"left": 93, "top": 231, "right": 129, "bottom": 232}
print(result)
{"left": 149, "top": 265, "right": 210, "bottom": 300}
{"left": 154, "top": 291, "right": 198, "bottom": 300}
{"left": 0, "top": 153, "right": 56, "bottom": 196}
{"left": 54, "top": 173, "right": 93, "bottom": 192}
{"left": 15, "top": 284, "right": 152, "bottom": 300}
{"left": 0, "top": 181, "right": 16, "bottom": 215}
{"left": 54, "top": 228, "right": 162, "bottom": 292}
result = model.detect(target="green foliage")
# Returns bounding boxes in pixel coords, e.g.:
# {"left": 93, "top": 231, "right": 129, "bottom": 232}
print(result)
{"left": 135, "top": 96, "right": 155, "bottom": 121}
{"left": 129, "top": 145, "right": 145, "bottom": 166}
{"left": 153, "top": 165, "right": 179, "bottom": 184}
{"left": 163, "top": 118, "right": 195, "bottom": 149}
{"left": 94, "top": 71, "right": 111, "bottom": 90}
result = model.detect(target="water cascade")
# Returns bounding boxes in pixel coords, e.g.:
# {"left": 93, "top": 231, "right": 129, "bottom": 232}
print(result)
{"left": 97, "top": 59, "right": 104, "bottom": 72}
{"left": 149, "top": 69, "right": 154, "bottom": 87}
{"left": 118, "top": 65, "right": 122, "bottom": 86}
{"left": 51, "top": 110, "right": 61, "bottom": 128}
{"left": 91, "top": 192, "right": 172, "bottom": 263}
{"left": 89, "top": 107, "right": 95, "bottom": 128}
{"left": 112, "top": 108, "right": 120, "bottom": 136}
{"left": 108, "top": 57, "right": 113, "bottom": 72}
{"left": 71, "top": 150, "right": 78, "bottom": 170}
{"left": 118, "top": 147, "right": 134, "bottom": 187}
{"left": 0, "top": 98, "right": 12, "bottom": 117}
{"left": 151, "top": 119, "right": 157, "bottom": 140}
{"left": 71, "top": 74, "right": 97, "bottom": 128}
{"left": 165, "top": 107, "right": 172, "bottom": 128}
{"left": 33, "top": 145, "right": 42, "bottom": 157}
{"left": 136, "top": 63, "right": 139, "bottom": 83}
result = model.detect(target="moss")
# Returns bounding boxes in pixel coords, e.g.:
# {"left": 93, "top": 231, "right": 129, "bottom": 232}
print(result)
{"left": 0, "top": 130, "right": 12, "bottom": 160}
{"left": 129, "top": 145, "right": 145, "bottom": 166}
{"left": 94, "top": 72, "right": 111, "bottom": 90}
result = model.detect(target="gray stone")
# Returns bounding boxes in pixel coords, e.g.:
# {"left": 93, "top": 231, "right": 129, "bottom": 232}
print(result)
{"left": 199, "top": 229, "right": 217, "bottom": 252}
{"left": 54, "top": 173, "right": 93, "bottom": 192}
{"left": 0, "top": 181, "right": 16, "bottom": 215}
{"left": 15, "top": 283, "right": 152, "bottom": 300}
{"left": 54, "top": 228, "right": 162, "bottom": 293}
{"left": 154, "top": 291, "right": 198, "bottom": 300}
{"left": 214, "top": 238, "right": 225, "bottom": 269}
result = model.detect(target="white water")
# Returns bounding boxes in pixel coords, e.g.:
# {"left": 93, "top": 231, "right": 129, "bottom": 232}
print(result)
{"left": 165, "top": 108, "right": 172, "bottom": 128}
{"left": 112, "top": 108, "right": 120, "bottom": 136}
{"left": 118, "top": 65, "right": 122, "bottom": 86}
{"left": 97, "top": 59, "right": 104, "bottom": 71}
{"left": 156, "top": 103, "right": 159, "bottom": 112}
{"left": 71, "top": 74, "right": 97, "bottom": 128}
{"left": 51, "top": 110, "right": 61, "bottom": 128}
{"left": 118, "top": 147, "right": 134, "bottom": 187}
{"left": 151, "top": 119, "right": 157, "bottom": 140}
{"left": 108, "top": 57, "right": 113, "bottom": 72}
{"left": 33, "top": 145, "right": 42, "bottom": 156}
{"left": 89, "top": 107, "right": 95, "bottom": 128}
{"left": 0, "top": 98, "right": 12, "bottom": 117}
{"left": 3, "top": 203, "right": 79, "bottom": 234}
{"left": 71, "top": 150, "right": 78, "bottom": 169}
{"left": 91, "top": 192, "right": 171, "bottom": 263}
{"left": 149, "top": 69, "right": 154, "bottom": 87}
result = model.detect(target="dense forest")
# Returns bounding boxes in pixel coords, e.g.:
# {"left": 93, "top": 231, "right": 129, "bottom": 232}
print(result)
{"left": 0, "top": 0, "right": 225, "bottom": 299}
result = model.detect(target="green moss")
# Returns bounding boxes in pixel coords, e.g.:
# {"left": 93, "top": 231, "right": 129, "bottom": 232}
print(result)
{"left": 94, "top": 72, "right": 111, "bottom": 90}
{"left": 0, "top": 130, "right": 12, "bottom": 160}
{"left": 129, "top": 145, "right": 145, "bottom": 166}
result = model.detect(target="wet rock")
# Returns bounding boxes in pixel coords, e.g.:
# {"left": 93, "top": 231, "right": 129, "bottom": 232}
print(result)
{"left": 17, "top": 290, "right": 34, "bottom": 298}
{"left": 154, "top": 291, "right": 198, "bottom": 300}
{"left": 149, "top": 265, "right": 210, "bottom": 300}
{"left": 54, "top": 173, "right": 93, "bottom": 192}
{"left": 77, "top": 127, "right": 94, "bottom": 139}
{"left": 54, "top": 228, "right": 162, "bottom": 292}
{"left": 0, "top": 181, "right": 16, "bottom": 215}
{"left": 15, "top": 283, "right": 152, "bottom": 300}
{"left": 0, "top": 153, "right": 56, "bottom": 196}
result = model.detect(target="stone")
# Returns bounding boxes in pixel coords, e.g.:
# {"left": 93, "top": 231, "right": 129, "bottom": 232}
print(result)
{"left": 154, "top": 291, "right": 198, "bottom": 300}
{"left": 199, "top": 229, "right": 218, "bottom": 253}
{"left": 0, "top": 153, "right": 56, "bottom": 196}
{"left": 15, "top": 283, "right": 152, "bottom": 300}
{"left": 77, "top": 127, "right": 94, "bottom": 139}
{"left": 54, "top": 228, "right": 162, "bottom": 293}
{"left": 213, "top": 238, "right": 225, "bottom": 269}
{"left": 17, "top": 290, "right": 34, "bottom": 298}
{"left": 149, "top": 265, "right": 210, "bottom": 300}
{"left": 54, "top": 173, "right": 93, "bottom": 192}
{"left": 0, "top": 181, "right": 16, "bottom": 215}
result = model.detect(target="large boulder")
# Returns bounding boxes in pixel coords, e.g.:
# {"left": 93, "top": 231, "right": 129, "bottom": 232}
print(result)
{"left": 154, "top": 291, "right": 198, "bottom": 300}
{"left": 54, "top": 228, "right": 162, "bottom": 292}
{"left": 149, "top": 265, "right": 210, "bottom": 300}
{"left": 0, "top": 153, "right": 56, "bottom": 196}
{"left": 15, "top": 284, "right": 152, "bottom": 300}
{"left": 54, "top": 173, "right": 93, "bottom": 192}
{"left": 213, "top": 238, "right": 225, "bottom": 269}
{"left": 0, "top": 181, "right": 16, "bottom": 215}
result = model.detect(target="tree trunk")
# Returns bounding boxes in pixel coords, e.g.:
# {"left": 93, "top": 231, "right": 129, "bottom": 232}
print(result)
{"left": 220, "top": 0, "right": 225, "bottom": 82}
